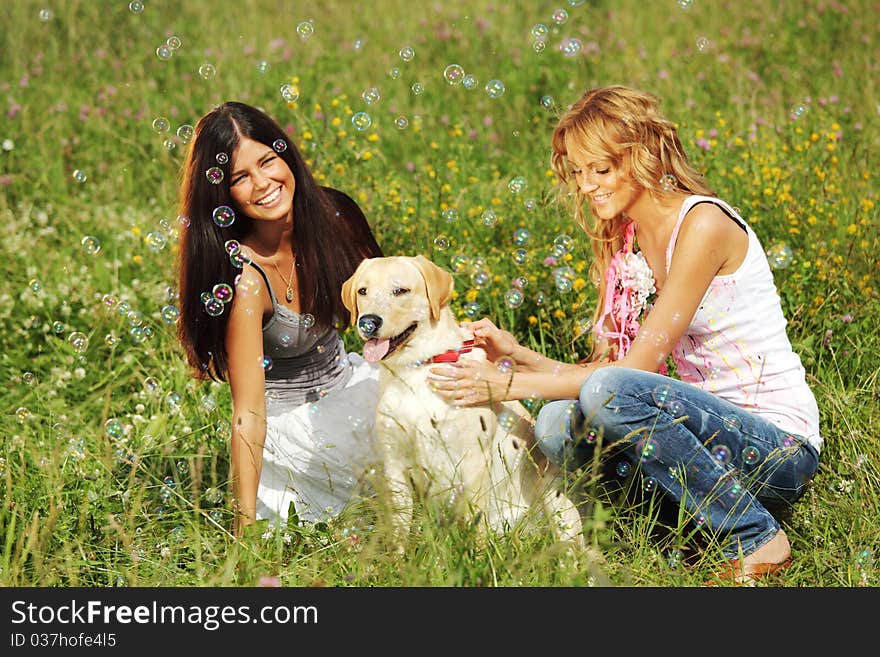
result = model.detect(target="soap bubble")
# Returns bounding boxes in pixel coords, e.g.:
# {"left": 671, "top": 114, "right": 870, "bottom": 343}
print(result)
{"left": 485, "top": 79, "right": 505, "bottom": 98}
{"left": 443, "top": 64, "right": 465, "bottom": 85}
{"left": 352, "top": 112, "right": 372, "bottom": 131}
{"left": 296, "top": 20, "right": 315, "bottom": 40}
{"left": 81, "top": 235, "right": 101, "bottom": 255}
{"left": 156, "top": 44, "right": 173, "bottom": 60}
{"left": 280, "top": 84, "right": 299, "bottom": 102}
{"left": 399, "top": 46, "right": 415, "bottom": 62}
{"left": 198, "top": 63, "right": 216, "bottom": 80}
{"left": 152, "top": 116, "right": 170, "bottom": 133}
{"left": 766, "top": 243, "right": 793, "bottom": 269}
{"left": 362, "top": 87, "right": 380, "bottom": 104}
{"left": 73, "top": 169, "right": 87, "bottom": 183}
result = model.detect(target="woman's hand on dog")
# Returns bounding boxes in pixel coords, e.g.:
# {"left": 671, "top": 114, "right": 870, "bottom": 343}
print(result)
{"left": 460, "top": 318, "right": 520, "bottom": 363}
{"left": 428, "top": 358, "right": 514, "bottom": 406}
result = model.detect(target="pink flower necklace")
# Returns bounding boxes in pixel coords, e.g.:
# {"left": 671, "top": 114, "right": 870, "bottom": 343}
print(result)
{"left": 594, "top": 221, "right": 657, "bottom": 359}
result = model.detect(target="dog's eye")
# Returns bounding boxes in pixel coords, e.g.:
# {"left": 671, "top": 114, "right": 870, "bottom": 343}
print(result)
{"left": 392, "top": 287, "right": 410, "bottom": 296}
{"left": 357, "top": 287, "right": 367, "bottom": 296}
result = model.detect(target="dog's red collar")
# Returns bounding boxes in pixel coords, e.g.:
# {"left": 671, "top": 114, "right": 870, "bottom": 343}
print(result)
{"left": 425, "top": 340, "right": 475, "bottom": 363}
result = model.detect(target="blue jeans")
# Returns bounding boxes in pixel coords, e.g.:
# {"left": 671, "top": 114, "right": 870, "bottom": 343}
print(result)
{"left": 535, "top": 367, "right": 820, "bottom": 560}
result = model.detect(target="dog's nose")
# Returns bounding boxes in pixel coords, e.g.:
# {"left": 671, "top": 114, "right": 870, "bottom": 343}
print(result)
{"left": 357, "top": 314, "right": 382, "bottom": 338}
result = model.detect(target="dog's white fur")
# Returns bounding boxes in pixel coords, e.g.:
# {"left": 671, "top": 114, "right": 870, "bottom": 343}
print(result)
{"left": 342, "top": 255, "right": 584, "bottom": 550}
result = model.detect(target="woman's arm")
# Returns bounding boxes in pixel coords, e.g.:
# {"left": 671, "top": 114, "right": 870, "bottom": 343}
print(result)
{"left": 433, "top": 204, "right": 743, "bottom": 404}
{"left": 225, "top": 265, "right": 269, "bottom": 536}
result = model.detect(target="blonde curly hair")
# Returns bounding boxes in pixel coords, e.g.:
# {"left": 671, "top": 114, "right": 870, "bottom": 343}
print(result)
{"left": 550, "top": 85, "right": 713, "bottom": 356}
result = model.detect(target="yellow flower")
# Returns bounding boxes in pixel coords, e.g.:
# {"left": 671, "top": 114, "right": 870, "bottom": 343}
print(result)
{"left": 368, "top": 133, "right": 379, "bottom": 142}
{"left": 362, "top": 151, "right": 372, "bottom": 160}
{"left": 528, "top": 316, "right": 538, "bottom": 325}
{"left": 573, "top": 278, "right": 586, "bottom": 292}
{"left": 131, "top": 226, "right": 141, "bottom": 236}
{"left": 553, "top": 309, "right": 566, "bottom": 319}
{"left": 465, "top": 289, "right": 479, "bottom": 302}
{"left": 846, "top": 224, "right": 857, "bottom": 235}
{"left": 132, "top": 255, "right": 143, "bottom": 264}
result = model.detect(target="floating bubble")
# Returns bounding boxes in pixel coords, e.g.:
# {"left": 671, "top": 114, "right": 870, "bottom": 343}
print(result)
{"left": 394, "top": 116, "right": 409, "bottom": 129}
{"left": 433, "top": 235, "right": 450, "bottom": 250}
{"left": 301, "top": 314, "right": 315, "bottom": 329}
{"left": 485, "top": 79, "right": 505, "bottom": 98}
{"left": 152, "top": 116, "right": 170, "bottom": 133}
{"left": 351, "top": 112, "right": 372, "bottom": 131}
{"left": 411, "top": 82, "right": 424, "bottom": 95}
{"left": 362, "top": 87, "right": 380, "bottom": 104}
{"left": 530, "top": 24, "right": 549, "bottom": 39}
{"left": 658, "top": 173, "right": 678, "bottom": 192}
{"left": 161, "top": 305, "right": 179, "bottom": 323}
{"left": 441, "top": 208, "right": 459, "bottom": 222}
{"left": 176, "top": 124, "right": 194, "bottom": 143}
{"left": 508, "top": 176, "right": 526, "bottom": 194}
{"left": 198, "top": 63, "right": 216, "bottom": 80}
{"left": 68, "top": 331, "right": 89, "bottom": 353}
{"left": 260, "top": 355, "right": 273, "bottom": 371}
{"left": 23, "top": 371, "right": 36, "bottom": 385}
{"left": 443, "top": 64, "right": 465, "bottom": 85}
{"left": 296, "top": 20, "right": 314, "bottom": 40}
{"left": 15, "top": 406, "right": 31, "bottom": 422}
{"left": 638, "top": 438, "right": 660, "bottom": 463}
{"left": 481, "top": 209, "right": 498, "bottom": 227}
{"left": 513, "top": 227, "right": 531, "bottom": 246}
{"left": 81, "top": 235, "right": 101, "bottom": 255}
{"left": 711, "top": 444, "right": 731, "bottom": 465}
{"left": 105, "top": 333, "right": 119, "bottom": 347}
{"left": 464, "top": 301, "right": 481, "bottom": 318}
{"left": 652, "top": 384, "right": 674, "bottom": 407}
{"left": 272, "top": 139, "right": 287, "bottom": 153}
{"left": 105, "top": 418, "right": 124, "bottom": 439}
{"left": 129, "top": 1, "right": 144, "bottom": 14}
{"left": 678, "top": 0, "right": 694, "bottom": 7}
{"left": 533, "top": 40, "right": 547, "bottom": 53}
{"left": 462, "top": 74, "right": 478, "bottom": 90}
{"left": 145, "top": 231, "right": 167, "bottom": 251}
{"left": 399, "top": 46, "right": 415, "bottom": 62}
{"left": 205, "top": 297, "right": 224, "bottom": 316}
{"left": 471, "top": 270, "right": 491, "bottom": 288}
{"left": 789, "top": 104, "right": 807, "bottom": 120}
{"left": 742, "top": 446, "right": 761, "bottom": 465}
{"left": 512, "top": 248, "right": 528, "bottom": 266}
{"left": 255, "top": 60, "right": 270, "bottom": 74}
{"left": 280, "top": 83, "right": 299, "bottom": 103}
{"left": 553, "top": 266, "right": 576, "bottom": 292}
{"left": 553, "top": 9, "right": 569, "bottom": 24}
{"left": 388, "top": 67, "right": 401, "bottom": 79}
{"left": 513, "top": 276, "right": 528, "bottom": 289}
{"left": 553, "top": 234, "right": 573, "bottom": 256}
{"left": 616, "top": 461, "right": 631, "bottom": 478}
{"left": 144, "top": 376, "right": 160, "bottom": 392}
{"left": 696, "top": 36, "right": 710, "bottom": 52}
{"left": 766, "top": 242, "right": 793, "bottom": 269}
{"left": 39, "top": 8, "right": 52, "bottom": 21}
{"left": 504, "top": 288, "right": 524, "bottom": 308}
{"left": 561, "top": 38, "right": 582, "bottom": 57}
{"left": 73, "top": 169, "right": 87, "bottom": 183}
{"left": 163, "top": 138, "right": 176, "bottom": 151}
{"left": 199, "top": 291, "right": 212, "bottom": 304}
{"left": 643, "top": 476, "right": 658, "bottom": 493}
{"left": 540, "top": 95, "right": 555, "bottom": 109}
{"left": 166, "top": 35, "right": 181, "bottom": 50}
{"left": 205, "top": 167, "right": 224, "bottom": 185}
{"left": 722, "top": 415, "right": 742, "bottom": 432}
{"left": 213, "top": 283, "right": 234, "bottom": 303}
{"left": 215, "top": 152, "right": 228, "bottom": 165}
{"left": 156, "top": 44, "right": 173, "bottom": 60}
{"left": 450, "top": 254, "right": 470, "bottom": 272}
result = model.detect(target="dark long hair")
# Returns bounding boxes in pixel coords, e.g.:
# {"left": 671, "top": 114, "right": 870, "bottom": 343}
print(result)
{"left": 176, "top": 101, "right": 381, "bottom": 381}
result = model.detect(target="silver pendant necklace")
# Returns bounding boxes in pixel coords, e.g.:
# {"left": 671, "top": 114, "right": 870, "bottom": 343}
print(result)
{"left": 271, "top": 255, "right": 296, "bottom": 303}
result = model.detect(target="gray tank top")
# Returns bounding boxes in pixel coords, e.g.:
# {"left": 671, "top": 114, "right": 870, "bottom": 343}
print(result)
{"left": 247, "top": 260, "right": 352, "bottom": 415}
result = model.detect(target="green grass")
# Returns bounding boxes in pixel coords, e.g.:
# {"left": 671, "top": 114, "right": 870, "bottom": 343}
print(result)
{"left": 1, "top": 0, "right": 878, "bottom": 587}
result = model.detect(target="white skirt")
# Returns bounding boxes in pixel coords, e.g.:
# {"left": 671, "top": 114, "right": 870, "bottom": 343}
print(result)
{"left": 256, "top": 354, "right": 380, "bottom": 525}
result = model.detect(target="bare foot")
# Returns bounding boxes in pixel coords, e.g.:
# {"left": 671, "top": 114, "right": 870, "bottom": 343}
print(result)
{"left": 742, "top": 528, "right": 790, "bottom": 566}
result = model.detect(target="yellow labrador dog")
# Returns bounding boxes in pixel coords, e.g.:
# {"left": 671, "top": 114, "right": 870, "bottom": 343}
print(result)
{"left": 341, "top": 255, "right": 584, "bottom": 550}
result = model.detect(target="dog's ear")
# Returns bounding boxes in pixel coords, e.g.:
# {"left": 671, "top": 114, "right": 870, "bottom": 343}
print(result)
{"left": 411, "top": 255, "right": 453, "bottom": 321}
{"left": 341, "top": 258, "right": 370, "bottom": 326}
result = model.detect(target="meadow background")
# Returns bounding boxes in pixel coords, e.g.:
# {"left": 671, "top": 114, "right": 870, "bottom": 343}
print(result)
{"left": 1, "top": 0, "right": 877, "bottom": 587}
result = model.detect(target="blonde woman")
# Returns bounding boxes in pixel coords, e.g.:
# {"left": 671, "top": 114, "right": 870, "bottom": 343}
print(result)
{"left": 429, "top": 86, "right": 821, "bottom": 584}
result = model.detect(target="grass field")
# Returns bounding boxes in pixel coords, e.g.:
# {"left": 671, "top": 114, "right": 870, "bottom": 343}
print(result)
{"left": 1, "top": 0, "right": 878, "bottom": 587}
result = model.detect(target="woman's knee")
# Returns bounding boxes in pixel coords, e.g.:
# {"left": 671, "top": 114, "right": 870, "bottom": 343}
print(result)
{"left": 535, "top": 400, "right": 578, "bottom": 468}
{"left": 578, "top": 366, "right": 629, "bottom": 420}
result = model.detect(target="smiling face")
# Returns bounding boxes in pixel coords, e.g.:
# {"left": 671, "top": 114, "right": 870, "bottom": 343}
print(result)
{"left": 564, "top": 132, "right": 644, "bottom": 221}
{"left": 228, "top": 137, "right": 296, "bottom": 222}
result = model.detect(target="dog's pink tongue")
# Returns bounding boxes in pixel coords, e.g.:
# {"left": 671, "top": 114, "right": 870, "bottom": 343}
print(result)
{"left": 363, "top": 338, "right": 390, "bottom": 363}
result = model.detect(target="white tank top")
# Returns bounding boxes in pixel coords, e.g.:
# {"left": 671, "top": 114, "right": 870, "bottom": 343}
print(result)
{"left": 665, "top": 195, "right": 822, "bottom": 452}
